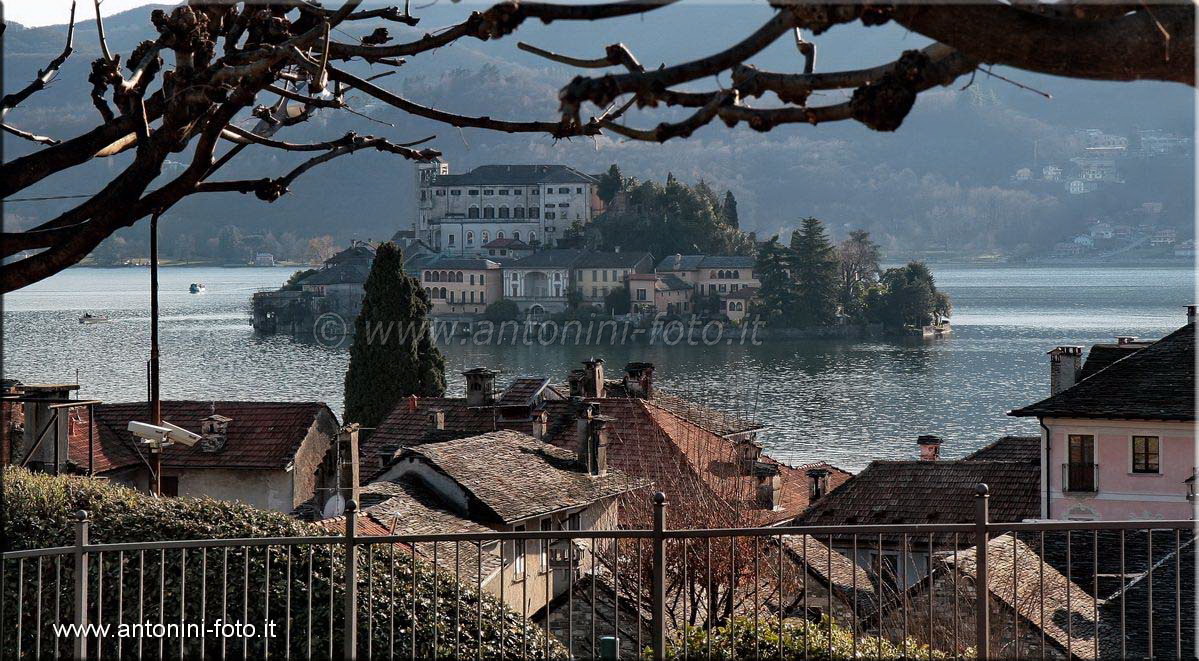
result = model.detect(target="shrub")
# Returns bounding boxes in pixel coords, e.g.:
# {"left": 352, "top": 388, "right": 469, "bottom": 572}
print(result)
{"left": 2, "top": 468, "right": 559, "bottom": 659}
{"left": 482, "top": 299, "right": 520, "bottom": 322}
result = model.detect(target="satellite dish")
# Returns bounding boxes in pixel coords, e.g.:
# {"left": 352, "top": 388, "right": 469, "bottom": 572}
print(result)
{"left": 323, "top": 493, "right": 346, "bottom": 519}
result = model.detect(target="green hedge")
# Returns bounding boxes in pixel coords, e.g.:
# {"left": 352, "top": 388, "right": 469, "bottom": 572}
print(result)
{"left": 2, "top": 468, "right": 561, "bottom": 659}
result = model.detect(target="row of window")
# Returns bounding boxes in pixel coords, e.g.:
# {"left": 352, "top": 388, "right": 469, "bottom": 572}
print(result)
{"left": 1067, "top": 433, "right": 1161, "bottom": 477}
{"left": 467, "top": 206, "right": 540, "bottom": 220}
{"left": 709, "top": 269, "right": 745, "bottom": 279}
{"left": 698, "top": 282, "right": 745, "bottom": 294}
{"left": 446, "top": 230, "right": 533, "bottom": 247}
{"left": 424, "top": 271, "right": 487, "bottom": 285}
{"left": 509, "top": 513, "right": 580, "bottom": 579}
{"left": 425, "top": 287, "right": 486, "bottom": 304}
{"left": 576, "top": 269, "right": 630, "bottom": 283}
{"left": 433, "top": 186, "right": 585, "bottom": 197}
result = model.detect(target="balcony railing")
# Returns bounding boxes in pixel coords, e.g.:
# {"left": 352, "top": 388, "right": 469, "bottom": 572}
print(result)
{"left": 2, "top": 485, "right": 1194, "bottom": 660}
{"left": 1063, "top": 462, "right": 1099, "bottom": 493}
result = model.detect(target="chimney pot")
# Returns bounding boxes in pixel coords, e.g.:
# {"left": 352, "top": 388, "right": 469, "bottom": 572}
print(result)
{"left": 736, "top": 438, "right": 763, "bottom": 475}
{"left": 623, "top": 362, "right": 655, "bottom": 400}
{"left": 406, "top": 394, "right": 419, "bottom": 413}
{"left": 462, "top": 368, "right": 498, "bottom": 406}
{"left": 1048, "top": 346, "right": 1084, "bottom": 395}
{"left": 1115, "top": 335, "right": 1138, "bottom": 345}
{"left": 755, "top": 462, "right": 782, "bottom": 510}
{"left": 917, "top": 434, "right": 943, "bottom": 461}
{"left": 428, "top": 408, "right": 445, "bottom": 431}
{"left": 532, "top": 410, "right": 548, "bottom": 442}
{"left": 199, "top": 414, "right": 232, "bottom": 453}
{"left": 581, "top": 358, "right": 605, "bottom": 399}
{"left": 577, "top": 412, "right": 612, "bottom": 476}
{"left": 806, "top": 467, "right": 831, "bottom": 501}
{"left": 1188, "top": 305, "right": 1196, "bottom": 325}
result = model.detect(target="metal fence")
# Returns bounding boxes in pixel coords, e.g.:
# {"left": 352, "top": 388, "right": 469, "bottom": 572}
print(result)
{"left": 2, "top": 486, "right": 1194, "bottom": 660}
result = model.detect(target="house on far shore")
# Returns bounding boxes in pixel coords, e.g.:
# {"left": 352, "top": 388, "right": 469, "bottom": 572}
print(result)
{"left": 1010, "top": 309, "right": 1196, "bottom": 521}
{"left": 71, "top": 401, "right": 340, "bottom": 513}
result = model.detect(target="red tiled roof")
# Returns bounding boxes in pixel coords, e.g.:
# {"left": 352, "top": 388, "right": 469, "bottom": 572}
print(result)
{"left": 367, "top": 394, "right": 849, "bottom": 528}
{"left": 72, "top": 401, "right": 337, "bottom": 474}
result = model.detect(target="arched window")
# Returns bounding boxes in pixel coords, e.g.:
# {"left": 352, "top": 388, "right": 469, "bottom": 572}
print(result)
{"left": 425, "top": 287, "right": 431, "bottom": 297}
{"left": 499, "top": 207, "right": 510, "bottom": 219}
{"left": 424, "top": 271, "right": 431, "bottom": 281}
{"left": 466, "top": 231, "right": 474, "bottom": 245}
{"left": 513, "top": 231, "right": 521, "bottom": 241}
{"left": 483, "top": 207, "right": 495, "bottom": 219}
{"left": 733, "top": 270, "right": 740, "bottom": 279}
{"left": 482, "top": 231, "right": 489, "bottom": 243}
{"left": 439, "top": 287, "right": 447, "bottom": 299}
{"left": 468, "top": 206, "right": 479, "bottom": 219}
{"left": 514, "top": 207, "right": 525, "bottom": 219}
{"left": 456, "top": 272, "right": 464, "bottom": 283}
{"left": 529, "top": 231, "right": 536, "bottom": 244}
{"left": 710, "top": 270, "right": 717, "bottom": 279}
{"left": 497, "top": 231, "right": 505, "bottom": 239}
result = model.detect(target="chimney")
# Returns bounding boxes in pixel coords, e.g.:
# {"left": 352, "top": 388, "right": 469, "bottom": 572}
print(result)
{"left": 755, "top": 462, "right": 783, "bottom": 510}
{"left": 462, "top": 368, "right": 498, "bottom": 406}
{"left": 406, "top": 394, "right": 419, "bottom": 413}
{"left": 576, "top": 408, "right": 612, "bottom": 476}
{"left": 1115, "top": 335, "right": 1139, "bottom": 345}
{"left": 198, "top": 414, "right": 232, "bottom": 453}
{"left": 532, "top": 410, "right": 548, "bottom": 442}
{"left": 623, "top": 362, "right": 655, "bottom": 400}
{"left": 582, "top": 358, "right": 605, "bottom": 398}
{"left": 567, "top": 370, "right": 586, "bottom": 398}
{"left": 1048, "top": 346, "right": 1084, "bottom": 395}
{"left": 807, "top": 467, "right": 830, "bottom": 501}
{"left": 1188, "top": 305, "right": 1196, "bottom": 325}
{"left": 736, "top": 438, "right": 763, "bottom": 475}
{"left": 428, "top": 408, "right": 445, "bottom": 431}
{"left": 917, "top": 434, "right": 943, "bottom": 461}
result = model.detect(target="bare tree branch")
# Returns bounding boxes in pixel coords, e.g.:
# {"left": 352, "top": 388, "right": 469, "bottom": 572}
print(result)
{"left": 1, "top": 1, "right": 76, "bottom": 115}
{"left": 1, "top": 123, "right": 61, "bottom": 145}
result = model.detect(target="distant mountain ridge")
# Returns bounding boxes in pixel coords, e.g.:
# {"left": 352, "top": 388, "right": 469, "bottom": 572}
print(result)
{"left": 3, "top": 3, "right": 1193, "bottom": 258}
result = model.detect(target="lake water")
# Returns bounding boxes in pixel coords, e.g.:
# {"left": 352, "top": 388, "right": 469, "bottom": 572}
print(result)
{"left": 3, "top": 265, "right": 1193, "bottom": 471}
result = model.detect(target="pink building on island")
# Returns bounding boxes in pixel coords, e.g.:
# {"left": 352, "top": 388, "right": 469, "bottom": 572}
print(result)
{"left": 1010, "top": 311, "right": 1196, "bottom": 521}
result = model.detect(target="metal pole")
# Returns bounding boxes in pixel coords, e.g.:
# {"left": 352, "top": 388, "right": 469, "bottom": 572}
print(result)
{"left": 73, "top": 511, "right": 89, "bottom": 661}
{"left": 149, "top": 214, "right": 161, "bottom": 496}
{"left": 652, "top": 492, "right": 667, "bottom": 661}
{"left": 343, "top": 500, "right": 358, "bottom": 660}
{"left": 974, "top": 484, "right": 990, "bottom": 660}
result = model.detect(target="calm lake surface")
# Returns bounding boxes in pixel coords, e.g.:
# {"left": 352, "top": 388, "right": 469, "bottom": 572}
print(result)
{"left": 3, "top": 265, "right": 1193, "bottom": 471}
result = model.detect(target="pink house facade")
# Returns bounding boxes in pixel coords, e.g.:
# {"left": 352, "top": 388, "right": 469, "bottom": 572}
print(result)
{"left": 1011, "top": 317, "right": 1196, "bottom": 521}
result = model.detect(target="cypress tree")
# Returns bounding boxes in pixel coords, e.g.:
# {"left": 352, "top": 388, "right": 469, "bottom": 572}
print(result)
{"left": 754, "top": 236, "right": 798, "bottom": 323}
{"left": 722, "top": 191, "right": 739, "bottom": 229}
{"left": 597, "top": 163, "right": 624, "bottom": 203}
{"left": 789, "top": 217, "right": 839, "bottom": 326}
{"left": 343, "top": 242, "right": 445, "bottom": 428}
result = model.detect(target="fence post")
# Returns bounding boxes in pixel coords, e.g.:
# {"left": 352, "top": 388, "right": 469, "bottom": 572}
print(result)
{"left": 652, "top": 492, "right": 667, "bottom": 661}
{"left": 974, "top": 484, "right": 989, "bottom": 660}
{"left": 343, "top": 500, "right": 358, "bottom": 660}
{"left": 72, "top": 510, "right": 89, "bottom": 661}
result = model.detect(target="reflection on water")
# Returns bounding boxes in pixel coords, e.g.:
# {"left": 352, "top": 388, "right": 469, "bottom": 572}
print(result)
{"left": 3, "top": 265, "right": 1193, "bottom": 471}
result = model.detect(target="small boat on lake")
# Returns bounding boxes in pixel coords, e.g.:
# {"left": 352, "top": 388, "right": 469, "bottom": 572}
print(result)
{"left": 189, "top": 283, "right": 206, "bottom": 294}
{"left": 79, "top": 313, "right": 109, "bottom": 324}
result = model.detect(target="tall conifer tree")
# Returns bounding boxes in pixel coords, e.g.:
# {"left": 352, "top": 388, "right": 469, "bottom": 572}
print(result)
{"left": 789, "top": 217, "right": 839, "bottom": 326}
{"left": 343, "top": 242, "right": 445, "bottom": 428}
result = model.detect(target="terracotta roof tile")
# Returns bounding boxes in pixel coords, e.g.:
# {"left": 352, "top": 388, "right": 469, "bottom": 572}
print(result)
{"left": 72, "top": 401, "right": 336, "bottom": 473}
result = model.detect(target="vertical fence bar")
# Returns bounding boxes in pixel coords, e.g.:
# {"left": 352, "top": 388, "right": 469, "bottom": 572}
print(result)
{"left": 1147, "top": 528, "right": 1153, "bottom": 660}
{"left": 344, "top": 501, "right": 358, "bottom": 660}
{"left": 974, "top": 484, "right": 989, "bottom": 660}
{"left": 72, "top": 511, "right": 89, "bottom": 661}
{"left": 651, "top": 493, "right": 667, "bottom": 661}
{"left": 1119, "top": 529, "right": 1125, "bottom": 660}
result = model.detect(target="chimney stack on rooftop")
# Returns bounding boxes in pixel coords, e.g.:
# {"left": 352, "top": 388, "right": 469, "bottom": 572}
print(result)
{"left": 1188, "top": 305, "right": 1196, "bottom": 325}
{"left": 807, "top": 467, "right": 830, "bottom": 502}
{"left": 462, "top": 368, "right": 498, "bottom": 407}
{"left": 582, "top": 358, "right": 605, "bottom": 399}
{"left": 755, "top": 462, "right": 783, "bottom": 510}
{"left": 623, "top": 362, "right": 655, "bottom": 400}
{"left": 576, "top": 405, "right": 611, "bottom": 476}
{"left": 532, "top": 410, "right": 548, "bottom": 443}
{"left": 1048, "top": 346, "right": 1084, "bottom": 395}
{"left": 1116, "top": 335, "right": 1139, "bottom": 345}
{"left": 406, "top": 394, "right": 419, "bottom": 413}
{"left": 428, "top": 408, "right": 445, "bottom": 431}
{"left": 199, "top": 414, "right": 232, "bottom": 453}
{"left": 917, "top": 435, "right": 943, "bottom": 461}
{"left": 736, "top": 438, "right": 763, "bottom": 475}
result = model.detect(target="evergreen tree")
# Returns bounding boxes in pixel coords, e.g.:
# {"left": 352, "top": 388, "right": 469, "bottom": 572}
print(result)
{"left": 789, "top": 217, "right": 839, "bottom": 326}
{"left": 753, "top": 237, "right": 798, "bottom": 323}
{"left": 597, "top": 164, "right": 624, "bottom": 203}
{"left": 722, "top": 191, "right": 739, "bottom": 229}
{"left": 836, "top": 229, "right": 881, "bottom": 319}
{"left": 867, "top": 261, "right": 947, "bottom": 329}
{"left": 343, "top": 242, "right": 445, "bottom": 428}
